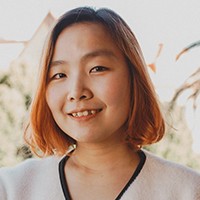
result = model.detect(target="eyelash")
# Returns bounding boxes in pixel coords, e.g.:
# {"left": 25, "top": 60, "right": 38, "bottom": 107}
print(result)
{"left": 51, "top": 73, "right": 66, "bottom": 80}
{"left": 90, "top": 66, "right": 108, "bottom": 73}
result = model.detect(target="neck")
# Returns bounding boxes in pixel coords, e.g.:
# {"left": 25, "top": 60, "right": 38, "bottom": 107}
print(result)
{"left": 69, "top": 140, "right": 139, "bottom": 172}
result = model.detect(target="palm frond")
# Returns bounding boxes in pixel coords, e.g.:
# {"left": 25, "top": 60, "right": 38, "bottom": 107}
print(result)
{"left": 176, "top": 40, "right": 200, "bottom": 61}
{"left": 170, "top": 67, "right": 200, "bottom": 110}
{"left": 148, "top": 43, "right": 163, "bottom": 73}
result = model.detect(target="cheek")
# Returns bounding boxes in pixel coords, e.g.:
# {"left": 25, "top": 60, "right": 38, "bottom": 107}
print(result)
{"left": 45, "top": 85, "right": 62, "bottom": 112}
{"left": 98, "top": 76, "right": 130, "bottom": 108}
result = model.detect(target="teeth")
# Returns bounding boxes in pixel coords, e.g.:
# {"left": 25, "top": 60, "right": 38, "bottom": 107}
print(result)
{"left": 72, "top": 113, "right": 77, "bottom": 117}
{"left": 77, "top": 112, "right": 83, "bottom": 117}
{"left": 71, "top": 110, "right": 98, "bottom": 117}
{"left": 83, "top": 111, "right": 89, "bottom": 116}
{"left": 91, "top": 110, "right": 95, "bottom": 114}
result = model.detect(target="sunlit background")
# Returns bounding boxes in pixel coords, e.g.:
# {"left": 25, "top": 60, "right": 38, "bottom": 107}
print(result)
{"left": 0, "top": 0, "right": 200, "bottom": 169}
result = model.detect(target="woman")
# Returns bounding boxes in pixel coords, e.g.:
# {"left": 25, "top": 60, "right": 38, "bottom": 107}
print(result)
{"left": 0, "top": 7, "right": 200, "bottom": 200}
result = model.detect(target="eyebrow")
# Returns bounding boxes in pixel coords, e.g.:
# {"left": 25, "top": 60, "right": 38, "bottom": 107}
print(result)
{"left": 50, "top": 49, "right": 117, "bottom": 68}
{"left": 82, "top": 49, "right": 117, "bottom": 60}
{"left": 50, "top": 60, "right": 67, "bottom": 68}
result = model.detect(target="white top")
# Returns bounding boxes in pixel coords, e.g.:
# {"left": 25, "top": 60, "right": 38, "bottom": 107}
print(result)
{"left": 0, "top": 150, "right": 200, "bottom": 200}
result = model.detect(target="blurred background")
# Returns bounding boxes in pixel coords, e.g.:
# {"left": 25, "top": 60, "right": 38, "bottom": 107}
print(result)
{"left": 0, "top": 0, "right": 200, "bottom": 171}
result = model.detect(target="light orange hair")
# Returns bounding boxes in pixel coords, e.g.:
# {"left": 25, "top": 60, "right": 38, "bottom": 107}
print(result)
{"left": 24, "top": 7, "right": 165, "bottom": 156}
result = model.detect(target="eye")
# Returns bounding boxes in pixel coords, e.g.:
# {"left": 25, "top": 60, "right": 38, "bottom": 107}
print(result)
{"left": 90, "top": 66, "right": 108, "bottom": 73}
{"left": 51, "top": 73, "right": 66, "bottom": 80}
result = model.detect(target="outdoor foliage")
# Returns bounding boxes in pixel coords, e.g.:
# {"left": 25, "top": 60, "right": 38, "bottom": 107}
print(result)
{"left": 0, "top": 60, "right": 36, "bottom": 166}
{"left": 145, "top": 102, "right": 200, "bottom": 170}
{"left": 171, "top": 40, "right": 200, "bottom": 110}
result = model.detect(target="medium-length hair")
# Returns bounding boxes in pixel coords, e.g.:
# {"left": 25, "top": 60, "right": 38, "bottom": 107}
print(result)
{"left": 25, "top": 7, "right": 165, "bottom": 156}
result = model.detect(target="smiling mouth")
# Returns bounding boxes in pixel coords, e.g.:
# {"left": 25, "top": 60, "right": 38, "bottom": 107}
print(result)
{"left": 69, "top": 109, "right": 102, "bottom": 118}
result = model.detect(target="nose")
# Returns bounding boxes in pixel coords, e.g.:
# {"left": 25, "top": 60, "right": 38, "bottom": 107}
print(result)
{"left": 67, "top": 75, "right": 93, "bottom": 102}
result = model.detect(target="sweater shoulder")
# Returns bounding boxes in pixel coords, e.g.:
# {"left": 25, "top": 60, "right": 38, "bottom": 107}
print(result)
{"left": 142, "top": 150, "right": 200, "bottom": 198}
{"left": 144, "top": 150, "right": 200, "bottom": 178}
{"left": 122, "top": 150, "right": 200, "bottom": 199}
{"left": 0, "top": 156, "right": 60, "bottom": 179}
{"left": 0, "top": 156, "right": 63, "bottom": 199}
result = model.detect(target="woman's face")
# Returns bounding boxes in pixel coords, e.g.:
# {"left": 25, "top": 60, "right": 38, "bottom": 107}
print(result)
{"left": 46, "top": 22, "right": 130, "bottom": 145}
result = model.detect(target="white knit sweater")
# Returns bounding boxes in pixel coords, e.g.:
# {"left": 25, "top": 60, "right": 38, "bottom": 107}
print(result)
{"left": 0, "top": 150, "right": 200, "bottom": 200}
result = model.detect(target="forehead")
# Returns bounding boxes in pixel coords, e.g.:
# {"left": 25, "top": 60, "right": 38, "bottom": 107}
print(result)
{"left": 52, "top": 22, "right": 123, "bottom": 60}
{"left": 57, "top": 22, "right": 110, "bottom": 43}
